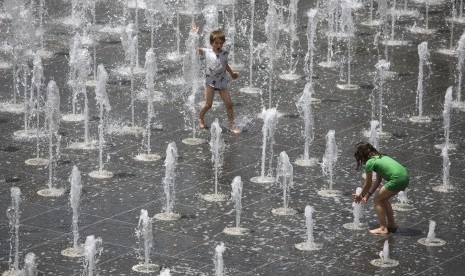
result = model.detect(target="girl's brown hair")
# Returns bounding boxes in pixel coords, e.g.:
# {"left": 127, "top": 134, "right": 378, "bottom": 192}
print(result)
{"left": 210, "top": 29, "right": 226, "bottom": 43}
{"left": 354, "top": 142, "right": 381, "bottom": 171}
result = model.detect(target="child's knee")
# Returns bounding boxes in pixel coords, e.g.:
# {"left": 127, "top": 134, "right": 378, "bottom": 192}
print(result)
{"left": 203, "top": 102, "right": 213, "bottom": 110}
{"left": 224, "top": 102, "right": 234, "bottom": 110}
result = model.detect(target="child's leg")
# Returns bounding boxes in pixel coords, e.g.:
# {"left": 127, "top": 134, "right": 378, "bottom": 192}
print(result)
{"left": 383, "top": 200, "right": 397, "bottom": 229}
{"left": 370, "top": 187, "right": 398, "bottom": 234}
{"left": 218, "top": 89, "right": 239, "bottom": 134}
{"left": 198, "top": 85, "right": 215, "bottom": 128}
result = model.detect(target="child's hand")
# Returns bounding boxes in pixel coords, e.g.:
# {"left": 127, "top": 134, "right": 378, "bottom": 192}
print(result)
{"left": 353, "top": 194, "right": 361, "bottom": 203}
{"left": 231, "top": 72, "right": 239, "bottom": 80}
{"left": 190, "top": 23, "right": 199, "bottom": 33}
{"left": 361, "top": 196, "right": 368, "bottom": 204}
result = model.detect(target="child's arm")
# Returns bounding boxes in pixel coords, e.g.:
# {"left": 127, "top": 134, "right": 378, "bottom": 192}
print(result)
{"left": 226, "top": 64, "right": 238, "bottom": 80}
{"left": 190, "top": 23, "right": 204, "bottom": 55}
{"left": 361, "top": 174, "right": 382, "bottom": 203}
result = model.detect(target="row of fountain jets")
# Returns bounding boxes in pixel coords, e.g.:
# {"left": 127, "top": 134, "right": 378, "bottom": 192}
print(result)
{"left": 2, "top": 0, "right": 462, "bottom": 274}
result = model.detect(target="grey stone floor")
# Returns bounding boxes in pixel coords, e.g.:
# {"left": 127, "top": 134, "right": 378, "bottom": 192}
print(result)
{"left": 1, "top": 0, "right": 465, "bottom": 275}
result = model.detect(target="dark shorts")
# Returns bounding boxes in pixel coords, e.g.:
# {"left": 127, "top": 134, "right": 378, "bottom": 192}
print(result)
{"left": 384, "top": 175, "right": 409, "bottom": 192}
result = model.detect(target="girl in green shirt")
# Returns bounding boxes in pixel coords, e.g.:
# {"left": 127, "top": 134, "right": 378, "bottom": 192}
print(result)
{"left": 353, "top": 142, "right": 409, "bottom": 234}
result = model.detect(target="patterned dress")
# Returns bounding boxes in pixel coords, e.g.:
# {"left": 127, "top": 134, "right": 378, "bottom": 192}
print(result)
{"left": 201, "top": 48, "right": 230, "bottom": 89}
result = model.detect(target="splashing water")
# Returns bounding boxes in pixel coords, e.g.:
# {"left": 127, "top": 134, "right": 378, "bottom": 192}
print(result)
{"left": 136, "top": 210, "right": 155, "bottom": 269}
{"left": 279, "top": 0, "right": 301, "bottom": 80}
{"left": 23, "top": 252, "right": 38, "bottom": 276}
{"left": 90, "top": 65, "right": 113, "bottom": 178}
{"left": 7, "top": 187, "right": 21, "bottom": 272}
{"left": 374, "top": 60, "right": 390, "bottom": 135}
{"left": 214, "top": 242, "right": 225, "bottom": 276}
{"left": 41, "top": 80, "right": 64, "bottom": 195}
{"left": 418, "top": 219, "right": 446, "bottom": 246}
{"left": 182, "top": 30, "right": 203, "bottom": 143}
{"left": 455, "top": 31, "right": 465, "bottom": 107}
{"left": 304, "top": 9, "right": 318, "bottom": 83}
{"left": 369, "top": 120, "right": 380, "bottom": 149}
{"left": 296, "top": 82, "right": 317, "bottom": 166}
{"left": 70, "top": 166, "right": 82, "bottom": 250}
{"left": 265, "top": 2, "right": 279, "bottom": 107}
{"left": 321, "top": 130, "right": 338, "bottom": 192}
{"left": 251, "top": 108, "right": 278, "bottom": 183}
{"left": 210, "top": 119, "right": 225, "bottom": 195}
{"left": 163, "top": 142, "right": 178, "bottom": 215}
{"left": 410, "top": 41, "right": 431, "bottom": 122}
{"left": 295, "top": 205, "right": 321, "bottom": 250}
{"left": 276, "top": 151, "right": 294, "bottom": 213}
{"left": 230, "top": 176, "right": 243, "bottom": 228}
{"left": 82, "top": 235, "right": 102, "bottom": 276}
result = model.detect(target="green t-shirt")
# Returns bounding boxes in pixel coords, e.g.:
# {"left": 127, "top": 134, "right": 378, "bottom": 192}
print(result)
{"left": 365, "top": 155, "right": 408, "bottom": 181}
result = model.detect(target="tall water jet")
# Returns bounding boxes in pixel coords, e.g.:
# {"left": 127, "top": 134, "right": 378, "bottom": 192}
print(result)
{"left": 409, "top": 0, "right": 436, "bottom": 34}
{"left": 23, "top": 252, "right": 38, "bottom": 276}
{"left": 182, "top": 27, "right": 205, "bottom": 145}
{"left": 272, "top": 151, "right": 297, "bottom": 215}
{"left": 155, "top": 142, "right": 181, "bottom": 220}
{"left": 12, "top": 63, "right": 37, "bottom": 141}
{"left": 119, "top": 24, "right": 144, "bottom": 135}
{"left": 251, "top": 108, "right": 278, "bottom": 184}
{"left": 145, "top": 0, "right": 168, "bottom": 48}
{"left": 343, "top": 187, "right": 367, "bottom": 230}
{"left": 81, "top": 235, "right": 102, "bottom": 276}
{"left": 239, "top": 0, "right": 262, "bottom": 94}
{"left": 373, "top": 60, "right": 392, "bottom": 138}
{"left": 202, "top": 4, "right": 218, "bottom": 47}
{"left": 410, "top": 42, "right": 432, "bottom": 123}
{"left": 5, "top": 187, "right": 21, "bottom": 275}
{"left": 383, "top": 1, "right": 409, "bottom": 46}
{"left": 61, "top": 166, "right": 84, "bottom": 257}
{"left": 435, "top": 87, "right": 456, "bottom": 150}
{"left": 166, "top": 11, "right": 183, "bottom": 62}
{"left": 295, "top": 206, "right": 322, "bottom": 251}
{"left": 133, "top": 209, "right": 158, "bottom": 273}
{"left": 453, "top": 31, "right": 465, "bottom": 110}
{"left": 265, "top": 2, "right": 279, "bottom": 107}
{"left": 295, "top": 82, "right": 317, "bottom": 167}
{"left": 418, "top": 220, "right": 446, "bottom": 246}
{"left": 318, "top": 0, "right": 338, "bottom": 68}
{"left": 37, "top": 81, "right": 65, "bottom": 197}
{"left": 336, "top": 0, "right": 359, "bottom": 90}
{"left": 223, "top": 176, "right": 248, "bottom": 235}
{"left": 433, "top": 146, "right": 454, "bottom": 193}
{"left": 279, "top": 0, "right": 301, "bottom": 81}
{"left": 135, "top": 49, "right": 161, "bottom": 161}
{"left": 371, "top": 240, "right": 399, "bottom": 267}
{"left": 304, "top": 9, "right": 318, "bottom": 84}
{"left": 25, "top": 54, "right": 48, "bottom": 166}
{"left": 318, "top": 130, "right": 342, "bottom": 197}
{"left": 214, "top": 242, "right": 225, "bottom": 276}
{"left": 67, "top": 48, "right": 97, "bottom": 150}
{"left": 439, "top": 6, "right": 458, "bottom": 57}
{"left": 368, "top": 120, "right": 380, "bottom": 150}
{"left": 202, "top": 119, "right": 227, "bottom": 201}
{"left": 62, "top": 35, "right": 85, "bottom": 122}
{"left": 89, "top": 65, "right": 113, "bottom": 179}
{"left": 224, "top": 1, "right": 242, "bottom": 70}
{"left": 360, "top": 0, "right": 381, "bottom": 26}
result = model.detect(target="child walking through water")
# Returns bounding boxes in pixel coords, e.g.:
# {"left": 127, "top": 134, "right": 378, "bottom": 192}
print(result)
{"left": 353, "top": 142, "right": 409, "bottom": 234}
{"left": 191, "top": 24, "right": 240, "bottom": 134}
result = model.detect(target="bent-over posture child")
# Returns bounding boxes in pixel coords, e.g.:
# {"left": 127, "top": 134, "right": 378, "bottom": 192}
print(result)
{"left": 353, "top": 141, "right": 409, "bottom": 234}
{"left": 190, "top": 24, "right": 240, "bottom": 134}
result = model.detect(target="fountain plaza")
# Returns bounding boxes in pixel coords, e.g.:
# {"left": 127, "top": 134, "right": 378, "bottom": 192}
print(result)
{"left": 0, "top": 0, "right": 464, "bottom": 275}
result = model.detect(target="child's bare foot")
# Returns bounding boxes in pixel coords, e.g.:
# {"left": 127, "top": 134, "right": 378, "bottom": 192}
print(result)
{"left": 198, "top": 118, "right": 208, "bottom": 129}
{"left": 369, "top": 227, "right": 389, "bottom": 235}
